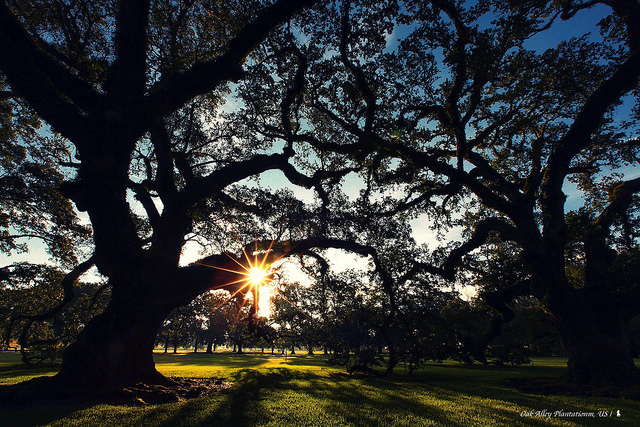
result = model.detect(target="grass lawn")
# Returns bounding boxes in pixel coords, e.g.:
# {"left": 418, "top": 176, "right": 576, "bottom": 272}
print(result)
{"left": 1, "top": 350, "right": 639, "bottom": 426}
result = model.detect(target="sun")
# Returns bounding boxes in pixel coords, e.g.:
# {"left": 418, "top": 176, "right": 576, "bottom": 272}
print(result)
{"left": 248, "top": 266, "right": 268, "bottom": 286}
{"left": 199, "top": 240, "right": 281, "bottom": 320}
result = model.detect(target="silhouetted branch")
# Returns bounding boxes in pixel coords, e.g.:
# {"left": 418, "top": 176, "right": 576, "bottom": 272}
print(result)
{"left": 480, "top": 279, "right": 532, "bottom": 346}
{"left": 0, "top": 2, "right": 96, "bottom": 144}
{"left": 146, "top": 0, "right": 320, "bottom": 116}
{"left": 6, "top": 256, "right": 95, "bottom": 364}
{"left": 406, "top": 217, "right": 520, "bottom": 281}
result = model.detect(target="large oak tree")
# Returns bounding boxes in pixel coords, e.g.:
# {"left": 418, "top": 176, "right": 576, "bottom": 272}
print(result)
{"left": 266, "top": 0, "right": 640, "bottom": 386}
{"left": 0, "top": 0, "right": 329, "bottom": 395}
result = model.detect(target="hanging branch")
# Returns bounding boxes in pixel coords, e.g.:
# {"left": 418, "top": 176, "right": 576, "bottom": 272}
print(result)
{"left": 480, "top": 278, "right": 532, "bottom": 349}
{"left": 6, "top": 255, "right": 95, "bottom": 364}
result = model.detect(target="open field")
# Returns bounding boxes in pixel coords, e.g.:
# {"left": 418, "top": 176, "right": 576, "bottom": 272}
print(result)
{"left": 1, "top": 350, "right": 639, "bottom": 426}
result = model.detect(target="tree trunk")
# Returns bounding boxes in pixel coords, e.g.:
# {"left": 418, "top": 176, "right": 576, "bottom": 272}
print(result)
{"left": 380, "top": 325, "right": 397, "bottom": 376}
{"left": 520, "top": 234, "right": 640, "bottom": 388}
{"left": 52, "top": 295, "right": 174, "bottom": 393}
{"left": 549, "top": 289, "right": 639, "bottom": 386}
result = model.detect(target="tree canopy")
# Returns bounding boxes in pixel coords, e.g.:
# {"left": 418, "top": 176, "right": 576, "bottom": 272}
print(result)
{"left": 242, "top": 0, "right": 640, "bottom": 386}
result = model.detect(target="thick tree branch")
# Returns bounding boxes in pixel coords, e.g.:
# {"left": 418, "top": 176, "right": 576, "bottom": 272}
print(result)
{"left": 105, "top": 0, "right": 150, "bottom": 106}
{"left": 399, "top": 104, "right": 447, "bottom": 129}
{"left": 480, "top": 279, "right": 532, "bottom": 347}
{"left": 0, "top": 2, "right": 104, "bottom": 110}
{"left": 181, "top": 152, "right": 290, "bottom": 207}
{"left": 128, "top": 180, "right": 161, "bottom": 229}
{"left": 280, "top": 162, "right": 356, "bottom": 191}
{"left": 392, "top": 143, "right": 521, "bottom": 217}
{"left": 280, "top": 38, "right": 308, "bottom": 141}
{"left": 550, "top": 48, "right": 640, "bottom": 169}
{"left": 439, "top": 218, "right": 520, "bottom": 280}
{"left": 6, "top": 256, "right": 95, "bottom": 361}
{"left": 0, "top": 2, "right": 96, "bottom": 144}
{"left": 433, "top": 0, "right": 470, "bottom": 169}
{"left": 280, "top": 162, "right": 357, "bottom": 235}
{"left": 146, "top": 0, "right": 319, "bottom": 116}
{"left": 403, "top": 219, "right": 520, "bottom": 284}
{"left": 340, "top": 1, "right": 376, "bottom": 133}
{"left": 316, "top": 91, "right": 522, "bottom": 218}
{"left": 605, "top": 0, "right": 640, "bottom": 50}
{"left": 150, "top": 119, "right": 180, "bottom": 201}
{"left": 541, "top": 43, "right": 640, "bottom": 228}
{"left": 581, "top": 176, "right": 640, "bottom": 289}
{"left": 181, "top": 236, "right": 400, "bottom": 315}
{"left": 409, "top": 218, "right": 519, "bottom": 280}
{"left": 378, "top": 182, "right": 461, "bottom": 217}
{"left": 465, "top": 151, "right": 530, "bottom": 204}
{"left": 595, "top": 176, "right": 640, "bottom": 230}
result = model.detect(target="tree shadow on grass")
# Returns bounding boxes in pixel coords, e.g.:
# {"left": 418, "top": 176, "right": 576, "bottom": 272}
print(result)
{"left": 3, "top": 363, "right": 638, "bottom": 426}
{"left": 163, "top": 368, "right": 291, "bottom": 426}
{"left": 0, "top": 380, "right": 91, "bottom": 427}
{"left": 0, "top": 361, "right": 84, "bottom": 427}
{"left": 152, "top": 368, "right": 572, "bottom": 427}
{"left": 0, "top": 403, "right": 87, "bottom": 427}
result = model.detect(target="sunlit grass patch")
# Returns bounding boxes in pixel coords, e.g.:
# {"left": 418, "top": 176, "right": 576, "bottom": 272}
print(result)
{"left": 0, "top": 351, "right": 58, "bottom": 386}
{"left": 152, "top": 350, "right": 332, "bottom": 378}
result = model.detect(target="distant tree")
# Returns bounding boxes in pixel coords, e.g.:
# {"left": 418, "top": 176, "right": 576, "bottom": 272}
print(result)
{"left": 156, "top": 309, "right": 191, "bottom": 354}
{"left": 392, "top": 280, "right": 458, "bottom": 370}
{"left": 270, "top": 284, "right": 307, "bottom": 354}
{"left": 440, "top": 298, "right": 491, "bottom": 364}
{"left": 491, "top": 297, "right": 562, "bottom": 359}
{"left": 199, "top": 291, "right": 234, "bottom": 353}
{"left": 255, "top": 317, "right": 278, "bottom": 353}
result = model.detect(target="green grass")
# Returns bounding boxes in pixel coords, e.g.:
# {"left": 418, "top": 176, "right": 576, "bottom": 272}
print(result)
{"left": 1, "top": 350, "right": 639, "bottom": 426}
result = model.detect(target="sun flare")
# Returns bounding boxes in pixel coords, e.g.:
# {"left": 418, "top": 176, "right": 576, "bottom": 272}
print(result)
{"left": 200, "top": 239, "right": 283, "bottom": 319}
{"left": 248, "top": 267, "right": 268, "bottom": 286}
